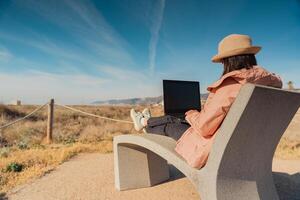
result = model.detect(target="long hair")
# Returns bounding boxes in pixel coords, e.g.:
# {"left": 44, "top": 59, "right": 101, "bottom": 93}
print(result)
{"left": 222, "top": 54, "right": 257, "bottom": 76}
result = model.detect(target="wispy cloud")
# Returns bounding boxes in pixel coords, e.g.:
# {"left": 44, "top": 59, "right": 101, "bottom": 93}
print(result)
{"left": 148, "top": 0, "right": 166, "bottom": 74}
{"left": 1, "top": 0, "right": 139, "bottom": 80}
{"left": 0, "top": 70, "right": 109, "bottom": 104}
{"left": 64, "top": 0, "right": 135, "bottom": 65}
{"left": 0, "top": 0, "right": 165, "bottom": 104}
{"left": 99, "top": 66, "right": 148, "bottom": 81}
{"left": 97, "top": 66, "right": 161, "bottom": 99}
{"left": 0, "top": 46, "right": 12, "bottom": 61}
{"left": 12, "top": 0, "right": 135, "bottom": 66}
{"left": 0, "top": 32, "right": 87, "bottom": 65}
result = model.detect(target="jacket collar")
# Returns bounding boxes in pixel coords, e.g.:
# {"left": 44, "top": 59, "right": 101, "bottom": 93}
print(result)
{"left": 207, "top": 66, "right": 260, "bottom": 91}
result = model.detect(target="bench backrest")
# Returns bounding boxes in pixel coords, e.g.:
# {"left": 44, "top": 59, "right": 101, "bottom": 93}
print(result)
{"left": 205, "top": 84, "right": 300, "bottom": 179}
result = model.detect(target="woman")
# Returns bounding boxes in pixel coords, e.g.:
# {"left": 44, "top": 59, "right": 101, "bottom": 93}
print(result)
{"left": 130, "top": 34, "right": 283, "bottom": 169}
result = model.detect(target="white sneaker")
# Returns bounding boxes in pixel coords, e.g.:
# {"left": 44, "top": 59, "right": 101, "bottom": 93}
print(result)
{"left": 130, "top": 109, "right": 144, "bottom": 131}
{"left": 142, "top": 108, "right": 151, "bottom": 120}
{"left": 141, "top": 108, "right": 151, "bottom": 134}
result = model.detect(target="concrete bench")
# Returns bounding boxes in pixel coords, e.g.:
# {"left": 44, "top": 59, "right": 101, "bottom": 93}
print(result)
{"left": 113, "top": 84, "right": 300, "bottom": 200}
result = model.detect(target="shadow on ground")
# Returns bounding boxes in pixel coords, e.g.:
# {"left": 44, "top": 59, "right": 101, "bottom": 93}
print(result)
{"left": 169, "top": 165, "right": 300, "bottom": 200}
{"left": 0, "top": 193, "right": 8, "bottom": 200}
{"left": 168, "top": 164, "right": 185, "bottom": 181}
{"left": 274, "top": 172, "right": 300, "bottom": 200}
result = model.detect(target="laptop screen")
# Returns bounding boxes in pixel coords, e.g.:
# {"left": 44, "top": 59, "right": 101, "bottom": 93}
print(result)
{"left": 163, "top": 80, "right": 201, "bottom": 115}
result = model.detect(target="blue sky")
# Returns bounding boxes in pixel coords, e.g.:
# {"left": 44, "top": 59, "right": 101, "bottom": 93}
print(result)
{"left": 0, "top": 0, "right": 300, "bottom": 104}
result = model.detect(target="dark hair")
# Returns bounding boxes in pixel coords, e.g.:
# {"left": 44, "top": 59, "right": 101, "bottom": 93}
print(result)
{"left": 222, "top": 54, "right": 257, "bottom": 76}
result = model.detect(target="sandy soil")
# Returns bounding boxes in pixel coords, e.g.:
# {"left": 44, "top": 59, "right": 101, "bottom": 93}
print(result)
{"left": 5, "top": 153, "right": 300, "bottom": 200}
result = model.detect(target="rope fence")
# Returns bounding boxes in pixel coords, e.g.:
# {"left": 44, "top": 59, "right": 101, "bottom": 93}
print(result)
{"left": 0, "top": 103, "right": 48, "bottom": 129}
{"left": 55, "top": 103, "right": 133, "bottom": 124}
{"left": 0, "top": 99, "right": 133, "bottom": 143}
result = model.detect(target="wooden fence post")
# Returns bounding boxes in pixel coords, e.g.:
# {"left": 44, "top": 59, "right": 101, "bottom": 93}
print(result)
{"left": 46, "top": 99, "right": 54, "bottom": 144}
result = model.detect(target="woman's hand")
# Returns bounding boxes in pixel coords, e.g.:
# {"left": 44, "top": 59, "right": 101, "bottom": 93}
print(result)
{"left": 185, "top": 109, "right": 198, "bottom": 116}
{"left": 185, "top": 110, "right": 199, "bottom": 125}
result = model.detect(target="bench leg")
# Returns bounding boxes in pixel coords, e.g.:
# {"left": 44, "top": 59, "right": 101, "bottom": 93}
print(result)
{"left": 114, "top": 143, "right": 170, "bottom": 191}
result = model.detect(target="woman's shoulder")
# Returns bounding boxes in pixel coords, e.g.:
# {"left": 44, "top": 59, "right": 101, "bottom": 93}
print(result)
{"left": 207, "top": 65, "right": 282, "bottom": 92}
{"left": 207, "top": 69, "right": 245, "bottom": 92}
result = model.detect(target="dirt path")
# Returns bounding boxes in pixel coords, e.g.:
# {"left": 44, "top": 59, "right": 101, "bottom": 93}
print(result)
{"left": 6, "top": 153, "right": 300, "bottom": 200}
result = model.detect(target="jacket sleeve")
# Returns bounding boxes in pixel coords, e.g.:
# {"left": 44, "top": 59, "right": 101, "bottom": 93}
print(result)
{"left": 185, "top": 78, "right": 241, "bottom": 138}
{"left": 271, "top": 73, "right": 283, "bottom": 88}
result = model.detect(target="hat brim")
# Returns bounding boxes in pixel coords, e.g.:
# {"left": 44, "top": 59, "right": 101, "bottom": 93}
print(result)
{"left": 211, "top": 46, "right": 261, "bottom": 63}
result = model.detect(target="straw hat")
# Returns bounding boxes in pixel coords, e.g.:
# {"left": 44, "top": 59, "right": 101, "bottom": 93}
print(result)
{"left": 211, "top": 34, "right": 261, "bottom": 63}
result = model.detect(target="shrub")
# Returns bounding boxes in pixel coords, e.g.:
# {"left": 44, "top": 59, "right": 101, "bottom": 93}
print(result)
{"left": 58, "top": 135, "right": 77, "bottom": 145}
{"left": 0, "top": 105, "right": 22, "bottom": 119}
{"left": 17, "top": 141, "right": 28, "bottom": 150}
{"left": 78, "top": 125, "right": 104, "bottom": 143}
{"left": 5, "top": 162, "right": 23, "bottom": 173}
{"left": 0, "top": 147, "right": 10, "bottom": 158}
{"left": 4, "top": 124, "right": 45, "bottom": 146}
{"left": 0, "top": 136, "right": 8, "bottom": 148}
{"left": 31, "top": 143, "right": 46, "bottom": 149}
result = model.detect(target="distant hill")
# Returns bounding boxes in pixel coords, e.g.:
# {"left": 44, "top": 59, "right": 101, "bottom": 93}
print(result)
{"left": 92, "top": 93, "right": 208, "bottom": 105}
{"left": 92, "top": 96, "right": 162, "bottom": 105}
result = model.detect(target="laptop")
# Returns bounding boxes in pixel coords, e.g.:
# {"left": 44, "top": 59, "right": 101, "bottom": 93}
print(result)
{"left": 163, "top": 80, "right": 201, "bottom": 121}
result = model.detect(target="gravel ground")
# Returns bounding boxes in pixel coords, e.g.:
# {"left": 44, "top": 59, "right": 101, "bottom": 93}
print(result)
{"left": 5, "top": 153, "right": 300, "bottom": 200}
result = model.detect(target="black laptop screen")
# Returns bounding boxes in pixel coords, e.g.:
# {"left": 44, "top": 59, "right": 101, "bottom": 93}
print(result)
{"left": 163, "top": 80, "right": 201, "bottom": 115}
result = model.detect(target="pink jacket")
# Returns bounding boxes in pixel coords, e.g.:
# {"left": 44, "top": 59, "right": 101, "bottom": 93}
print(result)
{"left": 174, "top": 66, "right": 283, "bottom": 169}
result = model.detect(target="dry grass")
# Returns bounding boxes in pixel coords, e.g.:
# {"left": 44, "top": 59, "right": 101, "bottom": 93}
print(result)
{"left": 0, "top": 104, "right": 299, "bottom": 194}
{"left": 275, "top": 109, "right": 300, "bottom": 159}
{"left": 275, "top": 137, "right": 300, "bottom": 159}
{"left": 0, "top": 105, "right": 163, "bottom": 145}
